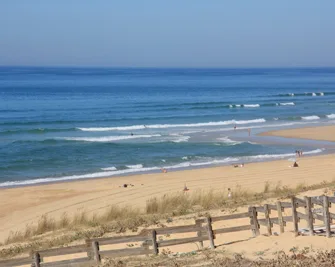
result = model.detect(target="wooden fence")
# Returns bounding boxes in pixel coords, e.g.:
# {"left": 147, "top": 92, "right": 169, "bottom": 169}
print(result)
{"left": 1, "top": 195, "right": 334, "bottom": 267}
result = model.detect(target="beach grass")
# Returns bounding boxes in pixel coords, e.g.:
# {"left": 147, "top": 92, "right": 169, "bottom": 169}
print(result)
{"left": 2, "top": 178, "right": 335, "bottom": 259}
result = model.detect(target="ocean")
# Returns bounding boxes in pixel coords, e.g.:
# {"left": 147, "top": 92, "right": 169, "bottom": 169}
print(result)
{"left": 1, "top": 67, "right": 335, "bottom": 187}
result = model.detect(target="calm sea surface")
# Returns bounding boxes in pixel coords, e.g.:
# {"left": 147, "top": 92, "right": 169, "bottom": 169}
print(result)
{"left": 1, "top": 67, "right": 335, "bottom": 187}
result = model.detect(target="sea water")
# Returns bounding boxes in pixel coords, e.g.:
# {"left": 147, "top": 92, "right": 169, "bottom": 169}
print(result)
{"left": 1, "top": 67, "right": 335, "bottom": 187}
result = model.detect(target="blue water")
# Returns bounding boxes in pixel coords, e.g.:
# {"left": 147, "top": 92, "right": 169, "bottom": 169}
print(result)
{"left": 1, "top": 67, "right": 335, "bottom": 187}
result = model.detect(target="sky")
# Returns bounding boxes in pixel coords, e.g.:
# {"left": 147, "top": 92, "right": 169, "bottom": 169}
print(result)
{"left": 0, "top": 1, "right": 334, "bottom": 67}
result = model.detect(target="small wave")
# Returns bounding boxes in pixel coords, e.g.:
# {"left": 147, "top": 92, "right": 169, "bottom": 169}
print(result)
{"left": 279, "top": 102, "right": 295, "bottom": 106}
{"left": 327, "top": 114, "right": 335, "bottom": 119}
{"left": 243, "top": 104, "right": 260, "bottom": 108}
{"left": 63, "top": 134, "right": 161, "bottom": 142}
{"left": 126, "top": 164, "right": 143, "bottom": 169}
{"left": 216, "top": 137, "right": 242, "bottom": 145}
{"left": 172, "top": 135, "right": 190, "bottom": 143}
{"left": 320, "top": 92, "right": 324, "bottom": 96}
{"left": 182, "top": 156, "right": 188, "bottom": 160}
{"left": 312, "top": 92, "right": 316, "bottom": 96}
{"left": 301, "top": 115, "right": 320, "bottom": 120}
{"left": 77, "top": 119, "right": 266, "bottom": 132}
{"left": 101, "top": 166, "right": 117, "bottom": 171}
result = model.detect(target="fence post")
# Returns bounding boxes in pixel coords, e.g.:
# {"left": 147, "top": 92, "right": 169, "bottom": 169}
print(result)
{"left": 323, "top": 195, "right": 331, "bottom": 238}
{"left": 276, "top": 201, "right": 285, "bottom": 234}
{"left": 264, "top": 204, "right": 272, "bottom": 236}
{"left": 205, "top": 217, "right": 215, "bottom": 249}
{"left": 290, "top": 196, "right": 299, "bottom": 236}
{"left": 85, "top": 239, "right": 93, "bottom": 259}
{"left": 92, "top": 241, "right": 101, "bottom": 263}
{"left": 304, "top": 196, "right": 314, "bottom": 236}
{"left": 151, "top": 230, "right": 159, "bottom": 255}
{"left": 249, "top": 206, "right": 260, "bottom": 237}
{"left": 195, "top": 219, "right": 204, "bottom": 249}
{"left": 32, "top": 252, "right": 40, "bottom": 267}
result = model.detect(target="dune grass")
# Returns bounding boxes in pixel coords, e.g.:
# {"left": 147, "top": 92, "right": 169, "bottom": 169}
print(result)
{"left": 2, "top": 178, "right": 335, "bottom": 259}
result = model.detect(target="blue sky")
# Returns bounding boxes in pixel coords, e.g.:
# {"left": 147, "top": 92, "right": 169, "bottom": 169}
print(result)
{"left": 0, "top": 1, "right": 334, "bottom": 67}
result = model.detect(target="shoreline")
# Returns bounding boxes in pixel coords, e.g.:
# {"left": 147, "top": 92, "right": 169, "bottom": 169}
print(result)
{"left": 1, "top": 125, "right": 335, "bottom": 241}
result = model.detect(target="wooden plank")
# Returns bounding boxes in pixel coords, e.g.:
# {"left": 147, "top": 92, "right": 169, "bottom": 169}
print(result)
{"left": 211, "top": 212, "right": 250, "bottom": 222}
{"left": 312, "top": 212, "right": 324, "bottom": 221}
{"left": 99, "top": 247, "right": 151, "bottom": 258}
{"left": 249, "top": 207, "right": 260, "bottom": 236}
{"left": 0, "top": 257, "right": 32, "bottom": 267}
{"left": 267, "top": 204, "right": 277, "bottom": 211}
{"left": 255, "top": 206, "right": 265, "bottom": 213}
{"left": 33, "top": 252, "right": 41, "bottom": 267}
{"left": 38, "top": 244, "right": 88, "bottom": 257}
{"left": 195, "top": 219, "right": 203, "bottom": 249}
{"left": 88, "top": 235, "right": 148, "bottom": 246}
{"left": 323, "top": 196, "right": 331, "bottom": 238}
{"left": 297, "top": 211, "right": 308, "bottom": 221}
{"left": 264, "top": 204, "right": 272, "bottom": 236}
{"left": 40, "top": 257, "right": 92, "bottom": 267}
{"left": 277, "top": 201, "right": 284, "bottom": 233}
{"left": 291, "top": 196, "right": 299, "bottom": 236}
{"left": 151, "top": 230, "right": 158, "bottom": 255}
{"left": 155, "top": 224, "right": 200, "bottom": 235}
{"left": 305, "top": 196, "right": 314, "bottom": 236}
{"left": 258, "top": 219, "right": 267, "bottom": 226}
{"left": 282, "top": 216, "right": 292, "bottom": 223}
{"left": 158, "top": 236, "right": 208, "bottom": 247}
{"left": 295, "top": 197, "right": 306, "bottom": 208}
{"left": 92, "top": 241, "right": 100, "bottom": 264}
{"left": 206, "top": 217, "right": 215, "bottom": 249}
{"left": 213, "top": 225, "right": 251, "bottom": 235}
{"left": 311, "top": 196, "right": 323, "bottom": 206}
{"left": 280, "top": 202, "right": 292, "bottom": 208}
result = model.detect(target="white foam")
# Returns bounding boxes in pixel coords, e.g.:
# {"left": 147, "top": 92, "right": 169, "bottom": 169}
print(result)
{"left": 217, "top": 137, "right": 242, "bottom": 145}
{"left": 301, "top": 115, "right": 320, "bottom": 120}
{"left": 0, "top": 166, "right": 161, "bottom": 187}
{"left": 229, "top": 105, "right": 233, "bottom": 108}
{"left": 280, "top": 102, "right": 295, "bottom": 106}
{"left": 235, "top": 104, "right": 241, "bottom": 107}
{"left": 320, "top": 92, "right": 324, "bottom": 96}
{"left": 182, "top": 156, "right": 188, "bottom": 160}
{"left": 101, "top": 166, "right": 117, "bottom": 171}
{"left": 77, "top": 119, "right": 267, "bottom": 132}
{"left": 63, "top": 134, "right": 161, "bottom": 142}
{"left": 326, "top": 114, "right": 335, "bottom": 119}
{"left": 0, "top": 149, "right": 325, "bottom": 188}
{"left": 126, "top": 164, "right": 143, "bottom": 169}
{"left": 172, "top": 135, "right": 190, "bottom": 143}
{"left": 289, "top": 93, "right": 294, "bottom": 96}
{"left": 312, "top": 92, "right": 316, "bottom": 96}
{"left": 243, "top": 104, "right": 260, "bottom": 108}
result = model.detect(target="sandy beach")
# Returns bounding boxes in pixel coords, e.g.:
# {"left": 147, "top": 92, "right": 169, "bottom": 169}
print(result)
{"left": 260, "top": 125, "right": 335, "bottom": 142}
{"left": 1, "top": 125, "right": 335, "bottom": 260}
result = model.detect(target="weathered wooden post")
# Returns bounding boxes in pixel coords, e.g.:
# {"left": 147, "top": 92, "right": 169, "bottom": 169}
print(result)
{"left": 195, "top": 219, "right": 204, "bottom": 249}
{"left": 304, "top": 196, "right": 314, "bottom": 236}
{"left": 323, "top": 195, "right": 331, "bottom": 238}
{"left": 276, "top": 201, "right": 285, "bottom": 234}
{"left": 92, "top": 241, "right": 101, "bottom": 263}
{"left": 264, "top": 204, "right": 272, "bottom": 236}
{"left": 32, "top": 252, "right": 40, "bottom": 267}
{"left": 249, "top": 206, "right": 260, "bottom": 237}
{"left": 205, "top": 217, "right": 215, "bottom": 249}
{"left": 290, "top": 196, "right": 299, "bottom": 236}
{"left": 151, "top": 230, "right": 159, "bottom": 255}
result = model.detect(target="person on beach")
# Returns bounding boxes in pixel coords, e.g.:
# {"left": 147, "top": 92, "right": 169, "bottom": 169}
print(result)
{"left": 161, "top": 168, "right": 167, "bottom": 173}
{"left": 248, "top": 128, "right": 251, "bottom": 136}
{"left": 293, "top": 161, "right": 299, "bottom": 167}
{"left": 183, "top": 184, "right": 189, "bottom": 192}
{"left": 228, "top": 188, "right": 232, "bottom": 199}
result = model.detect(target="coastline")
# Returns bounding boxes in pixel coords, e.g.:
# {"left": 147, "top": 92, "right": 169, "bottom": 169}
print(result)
{"left": 1, "top": 125, "right": 335, "bottom": 242}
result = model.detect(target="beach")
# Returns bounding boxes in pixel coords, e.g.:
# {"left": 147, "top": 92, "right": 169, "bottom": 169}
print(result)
{"left": 260, "top": 125, "right": 335, "bottom": 142}
{"left": 1, "top": 123, "right": 335, "bottom": 243}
